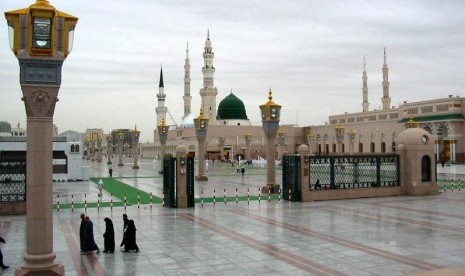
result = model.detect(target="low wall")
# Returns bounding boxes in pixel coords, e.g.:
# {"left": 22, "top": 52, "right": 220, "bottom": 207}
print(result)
{"left": 301, "top": 187, "right": 403, "bottom": 201}
{"left": 0, "top": 202, "right": 26, "bottom": 215}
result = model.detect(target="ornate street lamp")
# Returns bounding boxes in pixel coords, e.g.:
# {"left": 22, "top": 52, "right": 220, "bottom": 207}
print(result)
{"left": 157, "top": 117, "right": 169, "bottom": 174}
{"left": 335, "top": 123, "right": 345, "bottom": 153}
{"left": 194, "top": 108, "right": 209, "bottom": 181}
{"left": 306, "top": 129, "right": 314, "bottom": 154}
{"left": 259, "top": 88, "right": 281, "bottom": 192}
{"left": 106, "top": 132, "right": 113, "bottom": 164}
{"left": 5, "top": 0, "right": 77, "bottom": 274}
{"left": 96, "top": 136, "right": 102, "bottom": 162}
{"left": 218, "top": 134, "right": 225, "bottom": 161}
{"left": 117, "top": 131, "right": 124, "bottom": 166}
{"left": 244, "top": 133, "right": 252, "bottom": 161}
{"left": 132, "top": 125, "right": 140, "bottom": 169}
{"left": 348, "top": 129, "right": 356, "bottom": 155}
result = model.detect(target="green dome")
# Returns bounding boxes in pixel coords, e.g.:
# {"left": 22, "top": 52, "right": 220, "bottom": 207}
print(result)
{"left": 217, "top": 93, "right": 248, "bottom": 120}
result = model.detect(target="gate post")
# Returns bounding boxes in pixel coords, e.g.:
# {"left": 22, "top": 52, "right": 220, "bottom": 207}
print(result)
{"left": 176, "top": 145, "right": 189, "bottom": 208}
{"left": 397, "top": 128, "right": 438, "bottom": 195}
{"left": 298, "top": 145, "right": 309, "bottom": 196}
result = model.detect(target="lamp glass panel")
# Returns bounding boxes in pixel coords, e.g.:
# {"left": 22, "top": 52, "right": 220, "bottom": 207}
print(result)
{"left": 68, "top": 28, "right": 75, "bottom": 54}
{"left": 8, "top": 24, "right": 14, "bottom": 51}
{"left": 33, "top": 17, "right": 52, "bottom": 49}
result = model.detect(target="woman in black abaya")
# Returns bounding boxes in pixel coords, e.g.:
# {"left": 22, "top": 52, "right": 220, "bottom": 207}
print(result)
{"left": 103, "top": 217, "right": 115, "bottom": 253}
{"left": 123, "top": 219, "right": 139, "bottom": 252}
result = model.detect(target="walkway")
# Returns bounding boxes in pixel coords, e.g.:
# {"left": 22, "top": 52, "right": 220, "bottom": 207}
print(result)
{"left": 1, "top": 158, "right": 465, "bottom": 275}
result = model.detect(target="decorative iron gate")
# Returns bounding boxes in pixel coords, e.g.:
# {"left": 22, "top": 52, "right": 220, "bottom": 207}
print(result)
{"left": 163, "top": 156, "right": 176, "bottom": 208}
{"left": 0, "top": 151, "right": 27, "bottom": 202}
{"left": 309, "top": 155, "right": 399, "bottom": 190}
{"left": 282, "top": 154, "right": 301, "bottom": 202}
{"left": 186, "top": 156, "right": 195, "bottom": 207}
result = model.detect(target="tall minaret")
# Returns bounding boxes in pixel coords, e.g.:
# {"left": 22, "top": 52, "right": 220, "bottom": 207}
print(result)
{"left": 199, "top": 29, "right": 218, "bottom": 124}
{"left": 183, "top": 42, "right": 192, "bottom": 120}
{"left": 381, "top": 48, "right": 391, "bottom": 110}
{"left": 155, "top": 65, "right": 167, "bottom": 127}
{"left": 362, "top": 57, "right": 369, "bottom": 112}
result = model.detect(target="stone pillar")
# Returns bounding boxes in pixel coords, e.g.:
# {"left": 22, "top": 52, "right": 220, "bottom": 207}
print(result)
{"left": 132, "top": 127, "right": 140, "bottom": 169}
{"left": 176, "top": 145, "right": 188, "bottom": 208}
{"left": 195, "top": 130, "right": 208, "bottom": 181}
{"left": 244, "top": 133, "right": 252, "bottom": 161}
{"left": 117, "top": 132, "right": 124, "bottom": 166}
{"left": 96, "top": 138, "right": 102, "bottom": 162}
{"left": 107, "top": 134, "right": 113, "bottom": 164}
{"left": 451, "top": 140, "right": 456, "bottom": 163}
{"left": 219, "top": 135, "right": 225, "bottom": 161}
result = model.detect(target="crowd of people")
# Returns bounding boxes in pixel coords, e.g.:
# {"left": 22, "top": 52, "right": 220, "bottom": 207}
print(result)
{"left": 79, "top": 213, "right": 139, "bottom": 255}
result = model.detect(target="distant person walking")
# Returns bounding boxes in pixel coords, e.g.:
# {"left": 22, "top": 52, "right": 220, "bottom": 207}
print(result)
{"left": 83, "top": 216, "right": 100, "bottom": 254}
{"left": 103, "top": 217, "right": 115, "bottom": 253}
{"left": 79, "top": 213, "right": 86, "bottom": 252}
{"left": 109, "top": 167, "right": 113, "bottom": 177}
{"left": 0, "top": 235, "right": 9, "bottom": 270}
{"left": 97, "top": 179, "right": 104, "bottom": 197}
{"left": 241, "top": 166, "right": 245, "bottom": 176}
{"left": 122, "top": 220, "right": 139, "bottom": 252}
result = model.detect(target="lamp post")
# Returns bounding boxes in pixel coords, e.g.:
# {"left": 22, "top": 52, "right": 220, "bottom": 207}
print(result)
{"left": 218, "top": 134, "right": 225, "bottom": 161}
{"left": 348, "top": 129, "right": 356, "bottom": 155}
{"left": 259, "top": 88, "right": 281, "bottom": 192}
{"left": 157, "top": 118, "right": 169, "bottom": 174}
{"left": 335, "top": 123, "right": 345, "bottom": 154}
{"left": 244, "top": 133, "right": 252, "bottom": 161}
{"left": 194, "top": 108, "right": 209, "bottom": 181}
{"left": 107, "top": 132, "right": 113, "bottom": 164}
{"left": 132, "top": 125, "right": 140, "bottom": 169}
{"left": 96, "top": 136, "right": 102, "bottom": 162}
{"left": 5, "top": 1, "right": 77, "bottom": 274}
{"left": 277, "top": 128, "right": 286, "bottom": 161}
{"left": 117, "top": 131, "right": 124, "bottom": 166}
{"left": 306, "top": 130, "right": 314, "bottom": 155}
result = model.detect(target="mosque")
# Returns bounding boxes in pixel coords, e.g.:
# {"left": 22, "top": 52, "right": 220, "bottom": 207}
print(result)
{"left": 141, "top": 31, "right": 465, "bottom": 164}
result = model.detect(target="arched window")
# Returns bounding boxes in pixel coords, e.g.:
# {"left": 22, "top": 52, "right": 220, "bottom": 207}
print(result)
{"left": 76, "top": 144, "right": 80, "bottom": 153}
{"left": 71, "top": 144, "right": 75, "bottom": 153}
{"left": 381, "top": 142, "right": 386, "bottom": 153}
{"left": 332, "top": 144, "right": 336, "bottom": 153}
{"left": 370, "top": 142, "right": 375, "bottom": 153}
{"left": 359, "top": 143, "right": 363, "bottom": 153}
{"left": 421, "top": 155, "right": 431, "bottom": 182}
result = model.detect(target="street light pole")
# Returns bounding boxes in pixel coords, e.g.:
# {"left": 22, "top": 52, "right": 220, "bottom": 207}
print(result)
{"left": 259, "top": 88, "right": 281, "bottom": 192}
{"left": 157, "top": 118, "right": 169, "bottom": 174}
{"left": 5, "top": 1, "right": 77, "bottom": 274}
{"left": 194, "top": 108, "right": 209, "bottom": 181}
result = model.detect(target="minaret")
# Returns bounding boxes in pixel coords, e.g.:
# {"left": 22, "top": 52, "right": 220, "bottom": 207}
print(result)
{"left": 183, "top": 42, "right": 192, "bottom": 120}
{"left": 362, "top": 57, "right": 369, "bottom": 112}
{"left": 155, "top": 65, "right": 168, "bottom": 127}
{"left": 381, "top": 48, "right": 391, "bottom": 110}
{"left": 199, "top": 29, "right": 218, "bottom": 124}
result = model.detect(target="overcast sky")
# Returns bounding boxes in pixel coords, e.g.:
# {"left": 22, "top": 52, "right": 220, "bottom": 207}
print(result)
{"left": 1, "top": 0, "right": 464, "bottom": 142}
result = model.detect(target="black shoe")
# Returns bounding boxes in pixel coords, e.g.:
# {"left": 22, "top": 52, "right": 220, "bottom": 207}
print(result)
{"left": 123, "top": 250, "right": 129, "bottom": 252}
{"left": 103, "top": 250, "right": 108, "bottom": 253}
{"left": 1, "top": 265, "right": 9, "bottom": 270}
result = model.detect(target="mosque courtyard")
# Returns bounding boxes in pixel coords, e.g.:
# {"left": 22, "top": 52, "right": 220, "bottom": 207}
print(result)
{"left": 1, "top": 157, "right": 465, "bottom": 275}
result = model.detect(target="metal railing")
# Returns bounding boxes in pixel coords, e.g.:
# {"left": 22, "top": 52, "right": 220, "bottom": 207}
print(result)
{"left": 309, "top": 155, "right": 400, "bottom": 190}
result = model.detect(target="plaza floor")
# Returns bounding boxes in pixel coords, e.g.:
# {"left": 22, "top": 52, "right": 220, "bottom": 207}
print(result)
{"left": 1, "top": 158, "right": 465, "bottom": 275}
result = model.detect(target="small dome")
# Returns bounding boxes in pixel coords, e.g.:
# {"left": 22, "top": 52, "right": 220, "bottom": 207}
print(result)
{"left": 0, "top": 121, "right": 12, "bottom": 133}
{"left": 217, "top": 92, "right": 248, "bottom": 120}
{"left": 181, "top": 113, "right": 195, "bottom": 128}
